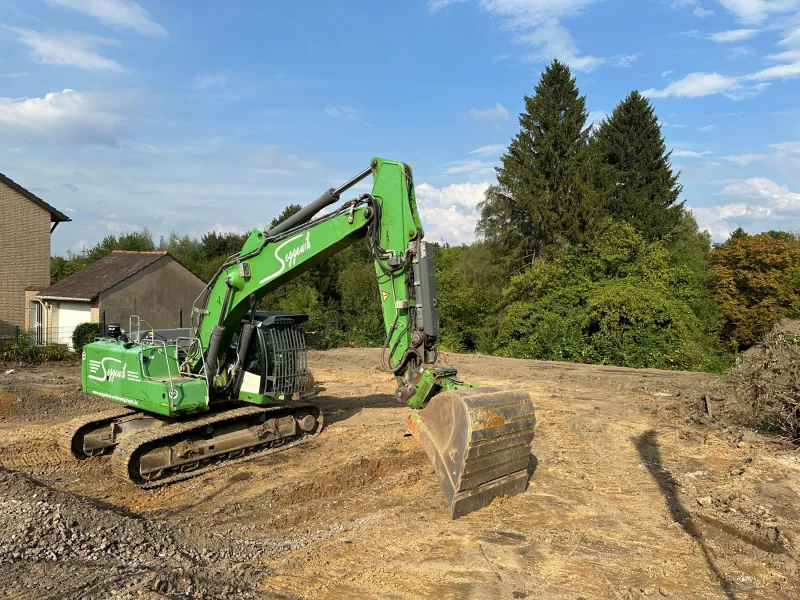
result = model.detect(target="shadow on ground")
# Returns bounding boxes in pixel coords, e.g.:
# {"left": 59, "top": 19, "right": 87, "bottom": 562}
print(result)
{"left": 313, "top": 393, "right": 399, "bottom": 426}
{"left": 634, "top": 429, "right": 737, "bottom": 600}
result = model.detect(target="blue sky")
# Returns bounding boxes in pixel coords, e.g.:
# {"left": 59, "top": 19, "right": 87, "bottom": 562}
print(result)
{"left": 1, "top": 0, "right": 799, "bottom": 254}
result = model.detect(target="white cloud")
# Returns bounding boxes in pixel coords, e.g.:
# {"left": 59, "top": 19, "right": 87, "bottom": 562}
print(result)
{"left": 748, "top": 62, "right": 800, "bottom": 80}
{"left": 45, "top": 0, "right": 167, "bottom": 37}
{"left": 697, "top": 124, "right": 716, "bottom": 131}
{"left": 211, "top": 223, "right": 247, "bottom": 235}
{"left": 521, "top": 18, "right": 605, "bottom": 72}
{"left": 428, "top": 0, "right": 467, "bottom": 11}
{"left": 708, "top": 28, "right": 760, "bottom": 42}
{"left": 644, "top": 72, "right": 740, "bottom": 98}
{"left": 692, "top": 176, "right": 800, "bottom": 239}
{"left": 721, "top": 153, "right": 768, "bottom": 165}
{"left": 611, "top": 53, "right": 640, "bottom": 67}
{"left": 10, "top": 27, "right": 123, "bottom": 71}
{"left": 728, "top": 46, "right": 754, "bottom": 58}
{"left": 717, "top": 0, "right": 800, "bottom": 25}
{"left": 721, "top": 139, "right": 800, "bottom": 167}
{"left": 781, "top": 22, "right": 800, "bottom": 47}
{"left": 0, "top": 88, "right": 140, "bottom": 145}
{"left": 467, "top": 103, "right": 509, "bottom": 121}
{"left": 3, "top": 72, "right": 30, "bottom": 78}
{"left": 469, "top": 144, "right": 506, "bottom": 155}
{"left": 478, "top": 0, "right": 600, "bottom": 23}
{"left": 661, "top": 70, "right": 674, "bottom": 79}
{"left": 769, "top": 140, "right": 800, "bottom": 152}
{"left": 767, "top": 49, "right": 800, "bottom": 61}
{"left": 673, "top": 150, "right": 713, "bottom": 157}
{"left": 668, "top": 0, "right": 714, "bottom": 17}
{"left": 325, "top": 106, "right": 361, "bottom": 121}
{"left": 415, "top": 181, "right": 490, "bottom": 244}
{"left": 441, "top": 158, "right": 497, "bottom": 181}
{"left": 644, "top": 17, "right": 800, "bottom": 100}
{"left": 644, "top": 72, "right": 773, "bottom": 100}
{"left": 436, "top": 2, "right": 607, "bottom": 72}
{"left": 723, "top": 177, "right": 800, "bottom": 206}
{"left": 417, "top": 181, "right": 489, "bottom": 210}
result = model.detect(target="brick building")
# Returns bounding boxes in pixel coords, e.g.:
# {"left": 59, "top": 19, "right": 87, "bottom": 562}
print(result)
{"left": 0, "top": 172, "right": 70, "bottom": 342}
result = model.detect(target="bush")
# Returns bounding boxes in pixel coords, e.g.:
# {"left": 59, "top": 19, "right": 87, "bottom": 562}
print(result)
{"left": 495, "top": 221, "right": 733, "bottom": 372}
{"left": 0, "top": 332, "right": 70, "bottom": 363}
{"left": 72, "top": 322, "right": 102, "bottom": 354}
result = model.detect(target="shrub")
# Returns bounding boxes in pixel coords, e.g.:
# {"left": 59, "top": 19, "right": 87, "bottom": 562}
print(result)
{"left": 0, "top": 332, "right": 70, "bottom": 363}
{"left": 495, "top": 221, "right": 733, "bottom": 372}
{"left": 72, "top": 322, "right": 102, "bottom": 354}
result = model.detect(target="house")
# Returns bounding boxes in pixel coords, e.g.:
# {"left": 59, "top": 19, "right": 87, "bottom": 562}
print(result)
{"left": 32, "top": 251, "right": 206, "bottom": 347}
{"left": 0, "top": 172, "right": 71, "bottom": 343}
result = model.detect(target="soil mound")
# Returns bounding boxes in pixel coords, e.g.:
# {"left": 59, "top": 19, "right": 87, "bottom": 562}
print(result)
{"left": 708, "top": 319, "right": 800, "bottom": 441}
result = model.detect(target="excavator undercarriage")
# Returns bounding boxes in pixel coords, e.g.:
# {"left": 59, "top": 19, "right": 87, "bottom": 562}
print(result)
{"left": 63, "top": 157, "right": 536, "bottom": 518}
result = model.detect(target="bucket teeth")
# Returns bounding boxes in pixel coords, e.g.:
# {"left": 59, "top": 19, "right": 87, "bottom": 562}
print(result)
{"left": 407, "top": 386, "right": 536, "bottom": 519}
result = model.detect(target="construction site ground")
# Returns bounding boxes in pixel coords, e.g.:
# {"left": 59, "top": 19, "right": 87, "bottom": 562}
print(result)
{"left": 0, "top": 348, "right": 798, "bottom": 600}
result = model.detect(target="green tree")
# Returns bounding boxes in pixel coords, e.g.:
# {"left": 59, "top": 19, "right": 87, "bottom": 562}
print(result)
{"left": 435, "top": 243, "right": 504, "bottom": 353}
{"left": 593, "top": 91, "right": 683, "bottom": 240}
{"left": 87, "top": 229, "right": 155, "bottom": 261}
{"left": 158, "top": 232, "right": 204, "bottom": 278}
{"left": 50, "top": 253, "right": 88, "bottom": 283}
{"left": 477, "top": 59, "right": 598, "bottom": 267}
{"left": 495, "top": 221, "right": 731, "bottom": 371}
{"left": 710, "top": 232, "right": 800, "bottom": 346}
{"left": 51, "top": 230, "right": 157, "bottom": 283}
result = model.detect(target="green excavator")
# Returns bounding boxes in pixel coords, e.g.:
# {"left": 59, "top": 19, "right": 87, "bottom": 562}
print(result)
{"left": 62, "top": 157, "right": 536, "bottom": 518}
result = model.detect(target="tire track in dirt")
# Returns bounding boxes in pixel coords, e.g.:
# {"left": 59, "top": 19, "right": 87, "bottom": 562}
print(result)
{"left": 0, "top": 425, "right": 69, "bottom": 472}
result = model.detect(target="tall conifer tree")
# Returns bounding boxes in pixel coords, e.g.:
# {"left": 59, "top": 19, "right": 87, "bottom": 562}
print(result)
{"left": 477, "top": 60, "right": 597, "bottom": 266}
{"left": 593, "top": 91, "right": 683, "bottom": 240}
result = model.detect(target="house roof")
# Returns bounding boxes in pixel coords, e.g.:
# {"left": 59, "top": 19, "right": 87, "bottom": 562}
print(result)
{"left": 0, "top": 172, "right": 71, "bottom": 223}
{"left": 37, "top": 251, "right": 169, "bottom": 300}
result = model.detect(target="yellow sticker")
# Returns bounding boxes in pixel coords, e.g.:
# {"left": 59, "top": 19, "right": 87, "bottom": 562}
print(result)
{"left": 381, "top": 291, "right": 390, "bottom": 302}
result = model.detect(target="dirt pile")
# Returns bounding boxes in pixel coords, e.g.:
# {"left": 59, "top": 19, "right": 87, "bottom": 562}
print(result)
{"left": 706, "top": 319, "right": 800, "bottom": 441}
{"left": 0, "top": 363, "right": 107, "bottom": 422}
{"left": 0, "top": 469, "right": 275, "bottom": 599}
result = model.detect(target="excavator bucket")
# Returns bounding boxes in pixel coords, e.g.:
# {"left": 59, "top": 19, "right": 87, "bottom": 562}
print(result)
{"left": 407, "top": 386, "right": 536, "bottom": 519}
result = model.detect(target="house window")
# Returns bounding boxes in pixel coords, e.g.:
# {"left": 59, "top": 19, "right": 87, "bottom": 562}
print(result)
{"left": 29, "top": 301, "right": 42, "bottom": 344}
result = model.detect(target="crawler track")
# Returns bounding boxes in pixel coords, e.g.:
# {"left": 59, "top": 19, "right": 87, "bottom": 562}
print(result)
{"left": 111, "top": 404, "right": 323, "bottom": 488}
{"left": 59, "top": 407, "right": 138, "bottom": 458}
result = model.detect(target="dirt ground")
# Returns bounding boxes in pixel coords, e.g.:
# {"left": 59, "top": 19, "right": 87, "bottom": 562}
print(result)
{"left": 1, "top": 349, "right": 798, "bottom": 600}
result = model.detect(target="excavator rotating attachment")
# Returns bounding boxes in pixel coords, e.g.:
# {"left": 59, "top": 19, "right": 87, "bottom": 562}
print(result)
{"left": 407, "top": 386, "right": 536, "bottom": 519}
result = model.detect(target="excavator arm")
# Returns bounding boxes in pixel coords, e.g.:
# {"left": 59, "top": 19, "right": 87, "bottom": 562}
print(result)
{"left": 193, "top": 157, "right": 464, "bottom": 411}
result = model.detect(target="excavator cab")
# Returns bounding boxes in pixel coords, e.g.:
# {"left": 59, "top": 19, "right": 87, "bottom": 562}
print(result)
{"left": 236, "top": 312, "right": 312, "bottom": 403}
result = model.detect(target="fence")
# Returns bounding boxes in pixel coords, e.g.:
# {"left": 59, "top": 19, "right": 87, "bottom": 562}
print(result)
{"left": 0, "top": 324, "right": 20, "bottom": 346}
{"left": 26, "top": 325, "right": 77, "bottom": 348}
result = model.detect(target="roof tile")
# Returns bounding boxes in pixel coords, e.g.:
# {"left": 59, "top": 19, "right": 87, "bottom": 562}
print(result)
{"left": 37, "top": 251, "right": 168, "bottom": 300}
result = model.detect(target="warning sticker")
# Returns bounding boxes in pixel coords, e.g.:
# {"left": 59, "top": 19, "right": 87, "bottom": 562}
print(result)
{"left": 381, "top": 291, "right": 390, "bottom": 302}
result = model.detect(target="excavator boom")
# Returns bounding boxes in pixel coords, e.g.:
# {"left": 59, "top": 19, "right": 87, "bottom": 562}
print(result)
{"left": 68, "top": 157, "right": 536, "bottom": 518}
